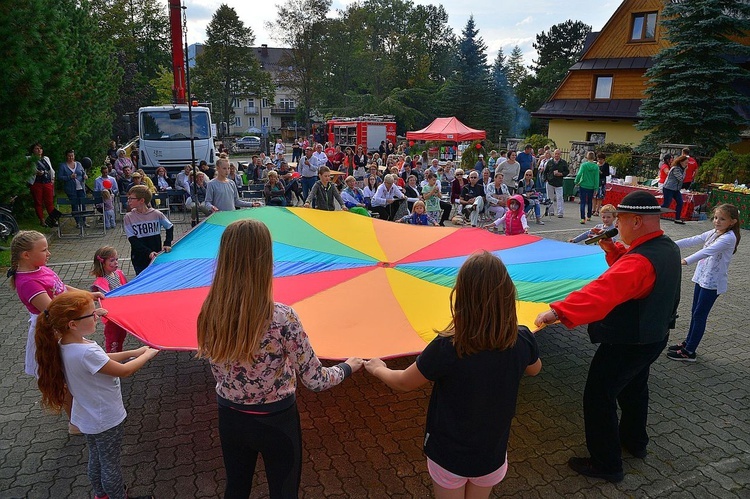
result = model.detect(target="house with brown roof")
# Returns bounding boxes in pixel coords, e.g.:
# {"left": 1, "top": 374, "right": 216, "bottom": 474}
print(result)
{"left": 532, "top": 0, "right": 750, "bottom": 152}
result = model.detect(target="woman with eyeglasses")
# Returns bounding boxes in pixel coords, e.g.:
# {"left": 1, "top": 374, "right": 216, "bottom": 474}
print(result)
{"left": 518, "top": 170, "right": 545, "bottom": 225}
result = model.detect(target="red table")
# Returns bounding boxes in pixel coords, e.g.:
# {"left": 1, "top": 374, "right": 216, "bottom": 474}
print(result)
{"left": 603, "top": 183, "right": 707, "bottom": 221}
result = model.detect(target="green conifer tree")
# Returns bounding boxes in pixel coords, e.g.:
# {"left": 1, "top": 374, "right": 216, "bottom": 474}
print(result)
{"left": 439, "top": 16, "right": 493, "bottom": 133}
{"left": 637, "top": 0, "right": 750, "bottom": 153}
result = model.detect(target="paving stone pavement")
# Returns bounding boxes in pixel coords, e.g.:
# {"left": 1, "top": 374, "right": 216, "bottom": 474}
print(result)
{"left": 1, "top": 201, "right": 748, "bottom": 498}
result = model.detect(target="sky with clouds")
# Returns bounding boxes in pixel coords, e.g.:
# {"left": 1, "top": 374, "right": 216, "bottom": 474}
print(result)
{"left": 180, "top": 0, "right": 622, "bottom": 66}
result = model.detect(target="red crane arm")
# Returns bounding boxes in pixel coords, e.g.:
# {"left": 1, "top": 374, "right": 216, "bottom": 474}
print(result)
{"left": 169, "top": 0, "right": 186, "bottom": 104}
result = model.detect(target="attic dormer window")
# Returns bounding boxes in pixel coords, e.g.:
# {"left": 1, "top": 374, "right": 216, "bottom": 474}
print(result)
{"left": 631, "top": 12, "right": 657, "bottom": 41}
{"left": 593, "top": 76, "right": 613, "bottom": 100}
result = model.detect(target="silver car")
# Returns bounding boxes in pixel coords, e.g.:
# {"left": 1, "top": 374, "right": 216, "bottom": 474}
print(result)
{"left": 235, "top": 136, "right": 261, "bottom": 151}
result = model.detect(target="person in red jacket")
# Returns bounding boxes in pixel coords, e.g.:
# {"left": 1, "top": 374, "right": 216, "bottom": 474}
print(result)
{"left": 535, "top": 190, "right": 681, "bottom": 483}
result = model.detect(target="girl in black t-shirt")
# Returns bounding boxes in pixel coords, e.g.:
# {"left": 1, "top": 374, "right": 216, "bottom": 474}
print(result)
{"left": 365, "top": 251, "right": 542, "bottom": 498}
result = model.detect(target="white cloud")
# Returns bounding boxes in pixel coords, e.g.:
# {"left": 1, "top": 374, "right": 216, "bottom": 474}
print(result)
{"left": 516, "top": 16, "right": 533, "bottom": 26}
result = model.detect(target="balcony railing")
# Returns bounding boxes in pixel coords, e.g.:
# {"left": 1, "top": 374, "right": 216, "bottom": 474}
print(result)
{"left": 271, "top": 107, "right": 296, "bottom": 115}
{"left": 244, "top": 106, "right": 258, "bottom": 115}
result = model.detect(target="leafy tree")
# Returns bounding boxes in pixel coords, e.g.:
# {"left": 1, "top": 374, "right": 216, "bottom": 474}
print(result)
{"left": 0, "top": 0, "right": 70, "bottom": 201}
{"left": 317, "top": 17, "right": 366, "bottom": 106}
{"left": 194, "top": 4, "right": 273, "bottom": 136}
{"left": 439, "top": 16, "right": 493, "bottom": 133}
{"left": 55, "top": 1, "right": 121, "bottom": 158}
{"left": 637, "top": 0, "right": 750, "bottom": 153}
{"left": 517, "top": 58, "right": 572, "bottom": 112}
{"left": 0, "top": 0, "right": 119, "bottom": 202}
{"left": 150, "top": 68, "right": 175, "bottom": 105}
{"left": 112, "top": 50, "right": 153, "bottom": 141}
{"left": 90, "top": 0, "right": 170, "bottom": 132}
{"left": 317, "top": 0, "right": 455, "bottom": 108}
{"left": 505, "top": 45, "right": 528, "bottom": 90}
{"left": 131, "top": 0, "right": 171, "bottom": 82}
{"left": 268, "top": 0, "right": 331, "bottom": 135}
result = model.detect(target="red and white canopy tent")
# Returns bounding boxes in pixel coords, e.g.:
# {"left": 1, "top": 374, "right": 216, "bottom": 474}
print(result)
{"left": 406, "top": 117, "right": 486, "bottom": 142}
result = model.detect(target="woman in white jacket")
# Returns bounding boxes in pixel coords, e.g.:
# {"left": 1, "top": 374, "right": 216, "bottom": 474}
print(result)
{"left": 667, "top": 203, "right": 741, "bottom": 362}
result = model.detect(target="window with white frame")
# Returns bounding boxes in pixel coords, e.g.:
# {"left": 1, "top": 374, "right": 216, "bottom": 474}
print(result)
{"left": 261, "top": 98, "right": 270, "bottom": 108}
{"left": 279, "top": 98, "right": 295, "bottom": 110}
{"left": 231, "top": 98, "right": 241, "bottom": 108}
{"left": 593, "top": 75, "right": 613, "bottom": 100}
{"left": 262, "top": 117, "right": 269, "bottom": 128}
{"left": 248, "top": 117, "right": 256, "bottom": 127}
{"left": 233, "top": 116, "right": 241, "bottom": 127}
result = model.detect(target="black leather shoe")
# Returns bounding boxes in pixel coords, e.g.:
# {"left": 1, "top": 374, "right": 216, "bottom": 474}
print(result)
{"left": 623, "top": 445, "right": 647, "bottom": 459}
{"left": 568, "top": 457, "right": 624, "bottom": 483}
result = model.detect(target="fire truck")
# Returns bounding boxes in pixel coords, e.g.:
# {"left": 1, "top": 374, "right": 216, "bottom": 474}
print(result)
{"left": 326, "top": 115, "right": 397, "bottom": 153}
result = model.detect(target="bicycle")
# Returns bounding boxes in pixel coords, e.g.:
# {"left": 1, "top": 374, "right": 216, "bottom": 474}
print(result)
{"left": 0, "top": 196, "right": 20, "bottom": 249}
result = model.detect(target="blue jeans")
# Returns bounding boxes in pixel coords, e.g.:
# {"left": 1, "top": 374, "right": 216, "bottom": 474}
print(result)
{"left": 527, "top": 198, "right": 541, "bottom": 218}
{"left": 579, "top": 187, "right": 594, "bottom": 220}
{"left": 68, "top": 189, "right": 87, "bottom": 225}
{"left": 684, "top": 283, "right": 719, "bottom": 353}
{"left": 301, "top": 176, "right": 317, "bottom": 202}
{"left": 661, "top": 188, "right": 683, "bottom": 220}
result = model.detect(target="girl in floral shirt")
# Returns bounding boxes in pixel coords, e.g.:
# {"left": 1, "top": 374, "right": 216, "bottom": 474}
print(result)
{"left": 197, "top": 219, "right": 363, "bottom": 497}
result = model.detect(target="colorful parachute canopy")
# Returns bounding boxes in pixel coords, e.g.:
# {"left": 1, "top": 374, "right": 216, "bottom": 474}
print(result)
{"left": 104, "top": 208, "right": 607, "bottom": 359}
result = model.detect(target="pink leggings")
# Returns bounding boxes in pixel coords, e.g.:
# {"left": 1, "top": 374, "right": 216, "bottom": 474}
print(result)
{"left": 104, "top": 322, "right": 127, "bottom": 353}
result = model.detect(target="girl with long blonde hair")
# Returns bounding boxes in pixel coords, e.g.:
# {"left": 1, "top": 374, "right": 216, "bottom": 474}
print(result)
{"left": 365, "top": 251, "right": 542, "bottom": 499}
{"left": 197, "top": 219, "right": 363, "bottom": 498}
{"left": 8, "top": 230, "right": 104, "bottom": 432}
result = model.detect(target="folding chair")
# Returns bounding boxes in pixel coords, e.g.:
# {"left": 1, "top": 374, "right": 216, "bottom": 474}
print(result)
{"left": 168, "top": 190, "right": 188, "bottom": 221}
{"left": 152, "top": 193, "right": 172, "bottom": 220}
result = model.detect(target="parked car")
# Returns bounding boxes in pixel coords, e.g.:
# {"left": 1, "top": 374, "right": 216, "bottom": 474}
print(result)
{"left": 235, "top": 136, "right": 261, "bottom": 152}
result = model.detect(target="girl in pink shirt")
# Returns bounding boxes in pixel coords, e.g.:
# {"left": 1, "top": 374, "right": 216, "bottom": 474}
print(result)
{"left": 8, "top": 230, "right": 103, "bottom": 433}
{"left": 90, "top": 246, "right": 129, "bottom": 353}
